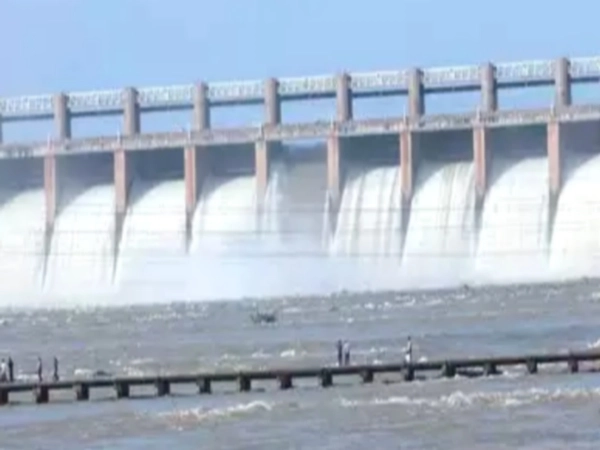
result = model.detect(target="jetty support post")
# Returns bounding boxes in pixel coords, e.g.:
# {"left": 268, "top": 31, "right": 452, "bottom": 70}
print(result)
{"left": 278, "top": 373, "right": 293, "bottom": 390}
{"left": 197, "top": 377, "right": 211, "bottom": 394}
{"left": 238, "top": 374, "right": 251, "bottom": 392}
{"left": 568, "top": 357, "right": 579, "bottom": 373}
{"left": 483, "top": 362, "right": 498, "bottom": 376}
{"left": 320, "top": 369, "right": 333, "bottom": 388}
{"left": 360, "top": 369, "right": 374, "bottom": 383}
{"left": 403, "top": 365, "right": 415, "bottom": 382}
{"left": 441, "top": 362, "right": 456, "bottom": 378}
{"left": 75, "top": 383, "right": 90, "bottom": 401}
{"left": 115, "top": 381, "right": 130, "bottom": 399}
{"left": 0, "top": 388, "right": 8, "bottom": 406}
{"left": 34, "top": 385, "right": 49, "bottom": 404}
{"left": 156, "top": 379, "right": 170, "bottom": 397}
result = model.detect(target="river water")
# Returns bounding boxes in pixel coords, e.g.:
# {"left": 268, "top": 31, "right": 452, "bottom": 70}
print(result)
{"left": 1, "top": 280, "right": 600, "bottom": 449}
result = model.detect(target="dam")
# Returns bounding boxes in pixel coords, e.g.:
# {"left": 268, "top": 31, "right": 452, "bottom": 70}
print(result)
{"left": 1, "top": 55, "right": 600, "bottom": 302}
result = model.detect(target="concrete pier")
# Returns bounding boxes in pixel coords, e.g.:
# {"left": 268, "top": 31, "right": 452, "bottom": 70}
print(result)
{"left": 547, "top": 120, "right": 562, "bottom": 197}
{"left": 336, "top": 73, "right": 352, "bottom": 121}
{"left": 123, "top": 87, "right": 140, "bottom": 135}
{"left": 278, "top": 373, "right": 293, "bottom": 390}
{"left": 44, "top": 153, "right": 57, "bottom": 232}
{"left": 399, "top": 128, "right": 416, "bottom": 251}
{"left": 360, "top": 369, "right": 374, "bottom": 383}
{"left": 34, "top": 385, "right": 49, "bottom": 404}
{"left": 193, "top": 82, "right": 210, "bottom": 130}
{"left": 197, "top": 377, "right": 211, "bottom": 394}
{"left": 156, "top": 379, "right": 170, "bottom": 397}
{"left": 238, "top": 374, "right": 251, "bottom": 392}
{"left": 113, "top": 149, "right": 129, "bottom": 270}
{"left": 408, "top": 68, "right": 424, "bottom": 118}
{"left": 481, "top": 63, "right": 497, "bottom": 112}
{"left": 400, "top": 129, "right": 416, "bottom": 204}
{"left": 75, "top": 383, "right": 89, "bottom": 401}
{"left": 184, "top": 145, "right": 199, "bottom": 248}
{"left": 43, "top": 151, "right": 57, "bottom": 268}
{"left": 115, "top": 381, "right": 130, "bottom": 399}
{"left": 255, "top": 140, "right": 270, "bottom": 205}
{"left": 547, "top": 118, "right": 562, "bottom": 240}
{"left": 327, "top": 132, "right": 341, "bottom": 211}
{"left": 473, "top": 124, "right": 488, "bottom": 207}
{"left": 53, "top": 93, "right": 71, "bottom": 139}
{"left": 264, "top": 78, "right": 281, "bottom": 125}
{"left": 554, "top": 57, "right": 571, "bottom": 107}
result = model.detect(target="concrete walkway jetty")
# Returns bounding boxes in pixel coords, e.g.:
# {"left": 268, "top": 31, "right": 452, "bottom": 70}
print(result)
{"left": 1, "top": 350, "right": 599, "bottom": 407}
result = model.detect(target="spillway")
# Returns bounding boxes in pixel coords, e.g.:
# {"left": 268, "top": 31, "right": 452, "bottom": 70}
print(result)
{"left": 402, "top": 161, "right": 475, "bottom": 285}
{"left": 330, "top": 166, "right": 402, "bottom": 258}
{"left": 0, "top": 189, "right": 45, "bottom": 299}
{"left": 192, "top": 175, "right": 261, "bottom": 255}
{"left": 328, "top": 165, "right": 403, "bottom": 291}
{"left": 550, "top": 153, "right": 600, "bottom": 278}
{"left": 188, "top": 171, "right": 289, "bottom": 300}
{"left": 4, "top": 142, "right": 600, "bottom": 304}
{"left": 116, "top": 179, "right": 186, "bottom": 299}
{"left": 475, "top": 157, "right": 550, "bottom": 284}
{"left": 44, "top": 183, "right": 115, "bottom": 296}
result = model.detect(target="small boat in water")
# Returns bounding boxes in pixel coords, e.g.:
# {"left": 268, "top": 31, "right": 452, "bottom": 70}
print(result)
{"left": 250, "top": 311, "right": 277, "bottom": 324}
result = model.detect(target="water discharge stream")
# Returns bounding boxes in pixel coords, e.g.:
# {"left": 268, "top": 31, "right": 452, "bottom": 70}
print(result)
{"left": 0, "top": 148, "right": 599, "bottom": 304}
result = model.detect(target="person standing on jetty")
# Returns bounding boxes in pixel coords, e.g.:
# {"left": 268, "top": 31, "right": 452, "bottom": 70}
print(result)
{"left": 343, "top": 340, "right": 351, "bottom": 366}
{"left": 403, "top": 336, "right": 413, "bottom": 365}
{"left": 52, "top": 357, "right": 59, "bottom": 382}
{"left": 0, "top": 358, "right": 7, "bottom": 382}
{"left": 336, "top": 340, "right": 343, "bottom": 366}
{"left": 7, "top": 356, "right": 14, "bottom": 382}
{"left": 36, "top": 357, "right": 43, "bottom": 382}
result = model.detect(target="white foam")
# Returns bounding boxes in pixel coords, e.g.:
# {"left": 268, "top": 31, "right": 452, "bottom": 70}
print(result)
{"left": 328, "top": 166, "right": 402, "bottom": 291}
{"left": 475, "top": 157, "right": 549, "bottom": 283}
{"left": 551, "top": 153, "right": 600, "bottom": 277}
{"left": 402, "top": 161, "right": 475, "bottom": 283}
{"left": 330, "top": 166, "right": 402, "bottom": 258}
{"left": 0, "top": 189, "right": 45, "bottom": 299}
{"left": 340, "top": 387, "right": 600, "bottom": 410}
{"left": 44, "top": 184, "right": 115, "bottom": 296}
{"left": 186, "top": 170, "right": 311, "bottom": 301}
{"left": 587, "top": 338, "right": 600, "bottom": 349}
{"left": 115, "top": 179, "right": 186, "bottom": 299}
{"left": 191, "top": 176, "right": 258, "bottom": 254}
{"left": 158, "top": 400, "right": 274, "bottom": 426}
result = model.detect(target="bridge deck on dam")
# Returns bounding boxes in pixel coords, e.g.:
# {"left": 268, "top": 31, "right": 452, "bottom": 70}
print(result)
{"left": 0, "top": 105, "right": 599, "bottom": 157}
{"left": 1, "top": 54, "right": 600, "bottom": 122}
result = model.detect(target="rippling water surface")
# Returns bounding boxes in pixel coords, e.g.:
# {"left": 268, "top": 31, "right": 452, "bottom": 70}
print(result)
{"left": 1, "top": 281, "right": 600, "bottom": 449}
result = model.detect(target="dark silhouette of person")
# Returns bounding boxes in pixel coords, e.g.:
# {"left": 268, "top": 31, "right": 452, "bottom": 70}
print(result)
{"left": 404, "top": 336, "right": 413, "bottom": 365}
{"left": 52, "top": 357, "right": 59, "bottom": 382}
{"left": 36, "top": 357, "right": 43, "bottom": 382}
{"left": 336, "top": 340, "right": 343, "bottom": 366}
{"left": 343, "top": 341, "right": 351, "bottom": 366}
{"left": 0, "top": 359, "right": 6, "bottom": 382}
{"left": 7, "top": 357, "right": 14, "bottom": 382}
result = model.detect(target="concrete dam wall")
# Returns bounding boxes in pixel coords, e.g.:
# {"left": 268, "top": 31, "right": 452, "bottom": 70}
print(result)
{"left": 0, "top": 123, "right": 599, "bottom": 305}
{"left": 3, "top": 55, "right": 600, "bottom": 305}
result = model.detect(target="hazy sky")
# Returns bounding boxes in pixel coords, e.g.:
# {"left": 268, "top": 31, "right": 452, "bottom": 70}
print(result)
{"left": 2, "top": 0, "right": 600, "bottom": 138}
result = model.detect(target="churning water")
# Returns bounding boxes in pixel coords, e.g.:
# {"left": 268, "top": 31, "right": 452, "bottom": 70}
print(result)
{"left": 2, "top": 282, "right": 600, "bottom": 449}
